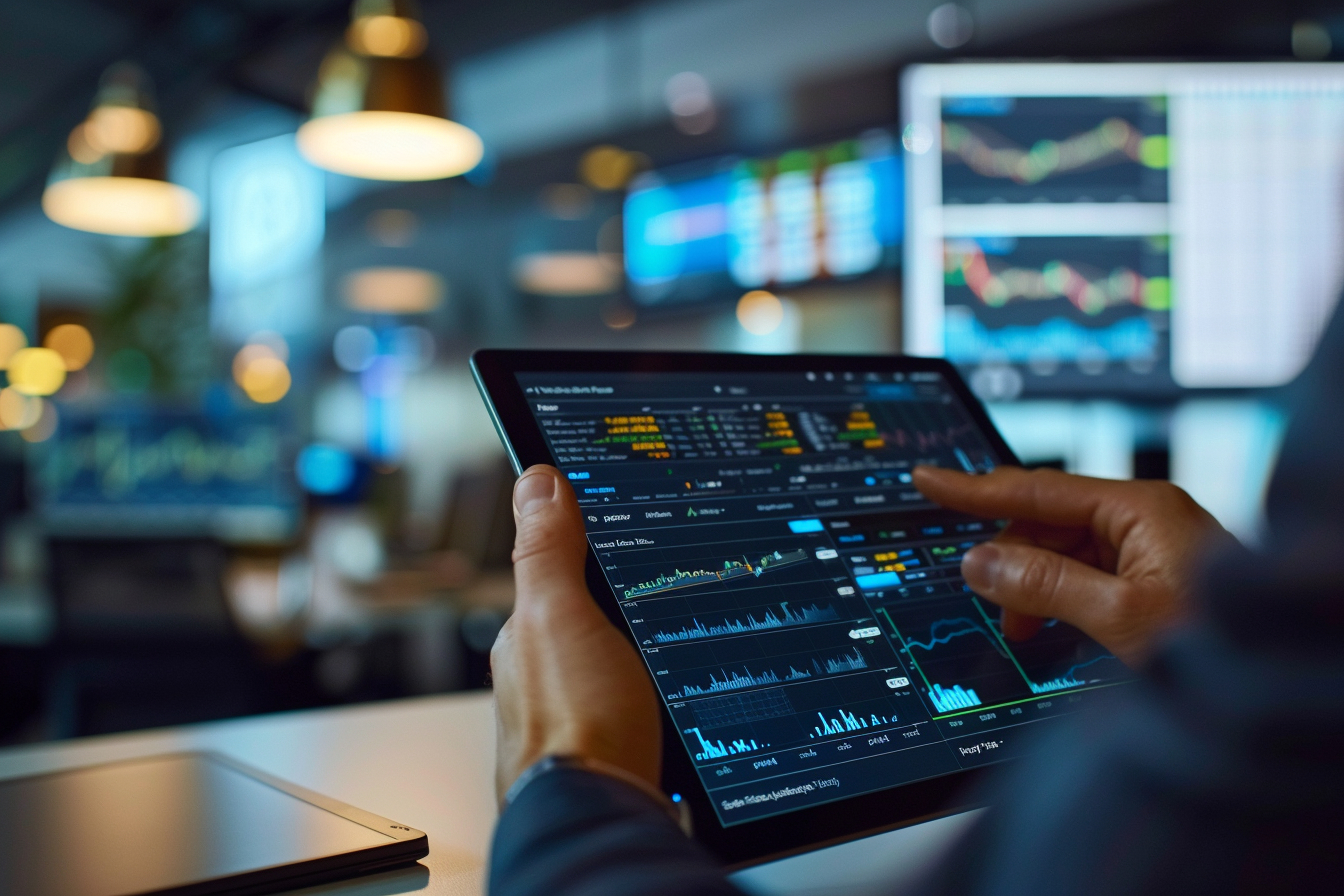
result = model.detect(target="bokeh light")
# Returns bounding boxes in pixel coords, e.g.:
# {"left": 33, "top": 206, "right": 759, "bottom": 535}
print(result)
{"left": 344, "top": 267, "right": 445, "bottom": 313}
{"left": 85, "top": 105, "right": 161, "bottom": 155}
{"left": 664, "top": 72, "right": 716, "bottom": 135}
{"left": 347, "top": 15, "right": 428, "bottom": 58}
{"left": 239, "top": 356, "right": 291, "bottom": 404}
{"left": 513, "top": 252, "right": 621, "bottom": 296}
{"left": 7, "top": 347, "right": 67, "bottom": 396}
{"left": 296, "top": 444, "right": 357, "bottom": 495}
{"left": 580, "top": 145, "right": 637, "bottom": 191}
{"left": 736, "top": 290, "right": 785, "bottom": 336}
{"left": 334, "top": 325, "right": 379, "bottom": 372}
{"left": 20, "top": 399, "right": 57, "bottom": 443}
{"left": 0, "top": 325, "right": 27, "bottom": 369}
{"left": 67, "top": 123, "right": 104, "bottom": 165}
{"left": 43, "top": 324, "right": 94, "bottom": 371}
{"left": 232, "top": 343, "right": 279, "bottom": 384}
{"left": 0, "top": 388, "right": 41, "bottom": 430}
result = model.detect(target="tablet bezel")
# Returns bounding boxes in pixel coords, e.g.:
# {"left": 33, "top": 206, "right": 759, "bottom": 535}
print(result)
{"left": 0, "top": 751, "right": 428, "bottom": 896}
{"left": 471, "top": 349, "right": 1021, "bottom": 867}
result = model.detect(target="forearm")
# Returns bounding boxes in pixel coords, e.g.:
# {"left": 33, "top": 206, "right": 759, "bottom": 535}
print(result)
{"left": 489, "top": 767, "right": 742, "bottom": 896}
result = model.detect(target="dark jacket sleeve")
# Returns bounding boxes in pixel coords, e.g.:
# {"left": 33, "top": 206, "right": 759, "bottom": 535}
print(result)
{"left": 489, "top": 766, "right": 743, "bottom": 896}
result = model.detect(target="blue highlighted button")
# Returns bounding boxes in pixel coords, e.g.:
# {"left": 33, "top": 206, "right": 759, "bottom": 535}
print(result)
{"left": 856, "top": 571, "right": 902, "bottom": 590}
{"left": 788, "top": 519, "right": 825, "bottom": 533}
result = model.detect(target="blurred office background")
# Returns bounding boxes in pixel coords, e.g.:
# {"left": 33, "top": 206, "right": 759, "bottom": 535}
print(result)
{"left": 0, "top": 0, "right": 1337, "bottom": 743}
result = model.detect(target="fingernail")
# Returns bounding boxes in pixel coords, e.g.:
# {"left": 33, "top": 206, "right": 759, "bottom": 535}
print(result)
{"left": 514, "top": 471, "right": 557, "bottom": 517}
{"left": 962, "top": 543, "right": 1002, "bottom": 592}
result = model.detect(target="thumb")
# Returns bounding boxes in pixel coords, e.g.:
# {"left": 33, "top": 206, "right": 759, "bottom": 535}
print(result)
{"left": 962, "top": 541, "right": 1130, "bottom": 641}
{"left": 511, "top": 465, "right": 592, "bottom": 612}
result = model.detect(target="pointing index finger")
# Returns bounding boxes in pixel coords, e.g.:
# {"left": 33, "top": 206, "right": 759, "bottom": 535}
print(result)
{"left": 912, "top": 464, "right": 1123, "bottom": 529}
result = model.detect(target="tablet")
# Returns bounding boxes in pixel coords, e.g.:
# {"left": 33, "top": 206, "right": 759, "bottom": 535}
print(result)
{"left": 472, "top": 350, "right": 1136, "bottom": 865}
{"left": 0, "top": 752, "right": 428, "bottom": 896}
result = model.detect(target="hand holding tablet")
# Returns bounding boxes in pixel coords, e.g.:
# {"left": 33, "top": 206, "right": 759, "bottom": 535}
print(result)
{"left": 473, "top": 350, "right": 1189, "bottom": 865}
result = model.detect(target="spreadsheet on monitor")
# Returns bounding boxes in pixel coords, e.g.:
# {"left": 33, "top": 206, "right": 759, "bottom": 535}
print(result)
{"left": 902, "top": 63, "right": 1344, "bottom": 396}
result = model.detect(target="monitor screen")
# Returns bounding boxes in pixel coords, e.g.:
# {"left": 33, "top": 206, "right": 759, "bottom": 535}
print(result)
{"left": 36, "top": 406, "right": 300, "bottom": 541}
{"left": 625, "top": 130, "right": 901, "bottom": 306}
{"left": 902, "top": 63, "right": 1344, "bottom": 398}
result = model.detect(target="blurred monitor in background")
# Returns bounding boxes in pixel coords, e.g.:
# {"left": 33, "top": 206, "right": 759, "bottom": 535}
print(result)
{"left": 34, "top": 406, "right": 300, "bottom": 542}
{"left": 624, "top": 129, "right": 902, "bottom": 307}
{"left": 903, "top": 63, "right": 1344, "bottom": 400}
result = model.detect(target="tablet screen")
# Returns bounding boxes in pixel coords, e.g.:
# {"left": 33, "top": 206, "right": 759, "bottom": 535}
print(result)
{"left": 516, "top": 367, "right": 1134, "bottom": 827}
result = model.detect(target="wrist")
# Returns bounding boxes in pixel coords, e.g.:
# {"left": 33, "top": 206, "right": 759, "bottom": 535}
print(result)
{"left": 504, "top": 754, "right": 691, "bottom": 835}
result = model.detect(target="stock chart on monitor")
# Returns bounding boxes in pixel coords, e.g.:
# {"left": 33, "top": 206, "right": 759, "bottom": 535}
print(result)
{"left": 35, "top": 407, "right": 299, "bottom": 539}
{"left": 519, "top": 368, "right": 1133, "bottom": 826}
{"left": 904, "top": 63, "right": 1344, "bottom": 398}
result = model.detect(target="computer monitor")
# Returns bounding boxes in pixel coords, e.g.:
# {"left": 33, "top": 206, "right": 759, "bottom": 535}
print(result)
{"left": 625, "top": 129, "right": 901, "bottom": 306}
{"left": 902, "top": 63, "right": 1344, "bottom": 398}
{"left": 36, "top": 406, "right": 300, "bottom": 541}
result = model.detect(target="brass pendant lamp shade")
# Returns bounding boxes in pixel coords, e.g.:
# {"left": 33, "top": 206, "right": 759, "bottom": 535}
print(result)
{"left": 42, "top": 63, "right": 200, "bottom": 237}
{"left": 297, "top": 0, "right": 483, "bottom": 181}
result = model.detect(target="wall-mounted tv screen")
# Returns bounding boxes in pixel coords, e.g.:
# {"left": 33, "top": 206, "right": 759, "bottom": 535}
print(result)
{"left": 625, "top": 130, "right": 902, "bottom": 306}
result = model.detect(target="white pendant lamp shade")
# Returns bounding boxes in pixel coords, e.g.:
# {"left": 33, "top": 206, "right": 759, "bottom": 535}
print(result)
{"left": 43, "top": 177, "right": 200, "bottom": 237}
{"left": 43, "top": 62, "right": 200, "bottom": 237}
{"left": 297, "top": 0, "right": 482, "bottom": 181}
{"left": 298, "top": 112, "right": 482, "bottom": 182}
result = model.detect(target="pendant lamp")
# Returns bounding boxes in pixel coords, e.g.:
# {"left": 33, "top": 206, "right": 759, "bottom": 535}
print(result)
{"left": 42, "top": 63, "right": 200, "bottom": 237}
{"left": 297, "top": 0, "right": 483, "bottom": 181}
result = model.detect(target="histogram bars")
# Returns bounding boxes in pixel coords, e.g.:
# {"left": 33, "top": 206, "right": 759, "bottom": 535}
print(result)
{"left": 811, "top": 708, "right": 897, "bottom": 738}
{"left": 686, "top": 727, "right": 767, "bottom": 761}
{"left": 651, "top": 602, "right": 840, "bottom": 644}
{"left": 876, "top": 604, "right": 1122, "bottom": 718}
{"left": 671, "top": 648, "right": 870, "bottom": 699}
{"left": 624, "top": 548, "right": 809, "bottom": 599}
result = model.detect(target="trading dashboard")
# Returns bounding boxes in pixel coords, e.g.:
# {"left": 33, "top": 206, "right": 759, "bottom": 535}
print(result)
{"left": 519, "top": 368, "right": 1132, "bottom": 826}
{"left": 904, "top": 63, "right": 1344, "bottom": 398}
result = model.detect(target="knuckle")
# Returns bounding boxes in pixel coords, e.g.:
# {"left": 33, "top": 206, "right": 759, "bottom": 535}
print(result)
{"left": 1015, "top": 551, "right": 1057, "bottom": 598}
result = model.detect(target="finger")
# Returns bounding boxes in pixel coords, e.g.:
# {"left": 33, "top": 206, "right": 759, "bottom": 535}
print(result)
{"left": 912, "top": 465, "right": 1127, "bottom": 529}
{"left": 961, "top": 541, "right": 1130, "bottom": 637}
{"left": 511, "top": 465, "right": 592, "bottom": 611}
{"left": 1000, "top": 608, "right": 1043, "bottom": 641}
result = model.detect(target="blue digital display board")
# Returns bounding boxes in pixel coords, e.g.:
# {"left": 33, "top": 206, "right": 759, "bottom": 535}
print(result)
{"left": 625, "top": 130, "right": 902, "bottom": 306}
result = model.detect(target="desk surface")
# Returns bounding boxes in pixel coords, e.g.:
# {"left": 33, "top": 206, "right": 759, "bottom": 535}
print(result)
{"left": 0, "top": 693, "right": 973, "bottom": 896}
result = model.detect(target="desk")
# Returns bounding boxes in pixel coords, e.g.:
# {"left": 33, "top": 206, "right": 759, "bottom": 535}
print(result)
{"left": 0, "top": 693, "right": 975, "bottom": 896}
